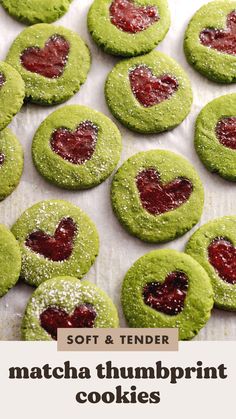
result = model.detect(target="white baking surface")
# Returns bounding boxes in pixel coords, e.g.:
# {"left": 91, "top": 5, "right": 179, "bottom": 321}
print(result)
{"left": 0, "top": 0, "right": 235, "bottom": 340}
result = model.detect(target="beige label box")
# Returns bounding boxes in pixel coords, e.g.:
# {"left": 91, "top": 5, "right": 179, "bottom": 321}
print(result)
{"left": 57, "top": 328, "right": 178, "bottom": 351}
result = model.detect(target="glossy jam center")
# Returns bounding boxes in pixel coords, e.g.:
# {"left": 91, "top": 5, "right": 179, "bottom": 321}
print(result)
{"left": 25, "top": 217, "right": 77, "bottom": 262}
{"left": 208, "top": 237, "right": 236, "bottom": 284}
{"left": 109, "top": 0, "right": 159, "bottom": 33}
{"left": 129, "top": 65, "right": 178, "bottom": 107}
{"left": 40, "top": 304, "right": 97, "bottom": 340}
{"left": 0, "top": 72, "right": 5, "bottom": 89}
{"left": 200, "top": 10, "right": 236, "bottom": 55}
{"left": 21, "top": 35, "right": 70, "bottom": 78}
{"left": 51, "top": 121, "right": 98, "bottom": 164}
{"left": 143, "top": 271, "right": 188, "bottom": 316}
{"left": 0, "top": 153, "right": 5, "bottom": 166}
{"left": 216, "top": 117, "right": 236, "bottom": 150}
{"left": 136, "top": 168, "right": 193, "bottom": 215}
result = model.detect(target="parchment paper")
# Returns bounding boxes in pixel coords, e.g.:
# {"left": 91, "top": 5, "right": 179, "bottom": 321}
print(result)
{"left": 0, "top": 0, "right": 235, "bottom": 340}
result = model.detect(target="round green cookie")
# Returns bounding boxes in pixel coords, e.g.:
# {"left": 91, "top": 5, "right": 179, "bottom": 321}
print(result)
{"left": 0, "top": 61, "right": 25, "bottom": 130}
{"left": 105, "top": 50, "right": 193, "bottom": 133}
{"left": 186, "top": 216, "right": 236, "bottom": 311}
{"left": 1, "top": 0, "right": 73, "bottom": 25}
{"left": 88, "top": 0, "right": 170, "bottom": 57}
{"left": 111, "top": 150, "right": 204, "bottom": 243}
{"left": 22, "top": 277, "right": 119, "bottom": 340}
{"left": 6, "top": 24, "right": 90, "bottom": 105}
{"left": 0, "top": 128, "right": 24, "bottom": 201}
{"left": 11, "top": 200, "right": 99, "bottom": 287}
{"left": 32, "top": 105, "right": 122, "bottom": 190}
{"left": 0, "top": 224, "right": 21, "bottom": 297}
{"left": 122, "top": 249, "right": 213, "bottom": 340}
{"left": 184, "top": 1, "right": 236, "bottom": 83}
{"left": 195, "top": 94, "right": 236, "bottom": 181}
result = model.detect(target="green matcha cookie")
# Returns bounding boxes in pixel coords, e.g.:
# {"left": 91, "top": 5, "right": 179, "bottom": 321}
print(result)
{"left": 6, "top": 24, "right": 90, "bottom": 105}
{"left": 88, "top": 0, "right": 170, "bottom": 57}
{"left": 0, "top": 224, "right": 21, "bottom": 297}
{"left": 122, "top": 249, "right": 213, "bottom": 340}
{"left": 105, "top": 50, "right": 193, "bottom": 133}
{"left": 0, "top": 61, "right": 25, "bottom": 130}
{"left": 186, "top": 216, "right": 236, "bottom": 311}
{"left": 111, "top": 150, "right": 204, "bottom": 243}
{"left": 32, "top": 105, "right": 122, "bottom": 190}
{"left": 195, "top": 94, "right": 236, "bottom": 181}
{"left": 0, "top": 128, "right": 24, "bottom": 201}
{"left": 184, "top": 1, "right": 236, "bottom": 83}
{"left": 22, "top": 277, "right": 119, "bottom": 340}
{"left": 11, "top": 200, "right": 99, "bottom": 287}
{"left": 1, "top": 0, "right": 73, "bottom": 25}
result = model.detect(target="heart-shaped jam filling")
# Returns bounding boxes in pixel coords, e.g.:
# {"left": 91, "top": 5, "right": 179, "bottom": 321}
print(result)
{"left": 208, "top": 237, "right": 236, "bottom": 284}
{"left": 143, "top": 271, "right": 188, "bottom": 316}
{"left": 0, "top": 72, "right": 5, "bottom": 89}
{"left": 129, "top": 66, "right": 178, "bottom": 107}
{"left": 40, "top": 304, "right": 97, "bottom": 340}
{"left": 200, "top": 10, "right": 236, "bottom": 55}
{"left": 109, "top": 0, "right": 159, "bottom": 33}
{"left": 51, "top": 121, "right": 98, "bottom": 164}
{"left": 216, "top": 117, "right": 236, "bottom": 150}
{"left": 0, "top": 153, "right": 5, "bottom": 166}
{"left": 21, "top": 34, "right": 70, "bottom": 79}
{"left": 25, "top": 217, "right": 77, "bottom": 262}
{"left": 136, "top": 169, "right": 193, "bottom": 215}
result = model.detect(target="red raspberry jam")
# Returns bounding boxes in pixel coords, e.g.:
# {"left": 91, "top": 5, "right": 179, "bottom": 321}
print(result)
{"left": 25, "top": 217, "right": 77, "bottom": 262}
{"left": 208, "top": 237, "right": 236, "bottom": 284}
{"left": 21, "top": 35, "right": 70, "bottom": 78}
{"left": 129, "top": 66, "right": 178, "bottom": 107}
{"left": 143, "top": 271, "right": 188, "bottom": 316}
{"left": 40, "top": 304, "right": 97, "bottom": 340}
{"left": 200, "top": 11, "right": 236, "bottom": 55}
{"left": 216, "top": 117, "right": 236, "bottom": 150}
{"left": 51, "top": 121, "right": 98, "bottom": 164}
{"left": 109, "top": 0, "right": 159, "bottom": 33}
{"left": 136, "top": 168, "right": 193, "bottom": 215}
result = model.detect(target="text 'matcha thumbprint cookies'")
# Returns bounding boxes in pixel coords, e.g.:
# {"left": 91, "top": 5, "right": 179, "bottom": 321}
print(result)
{"left": 186, "top": 216, "right": 236, "bottom": 311}
{"left": 121, "top": 250, "right": 214, "bottom": 340}
{"left": 0, "top": 129, "right": 24, "bottom": 202}
{"left": 0, "top": 225, "right": 21, "bottom": 298}
{"left": 32, "top": 105, "right": 122, "bottom": 190}
{"left": 88, "top": 0, "right": 170, "bottom": 57}
{"left": 11, "top": 200, "right": 99, "bottom": 287}
{"left": 184, "top": 1, "right": 236, "bottom": 83}
{"left": 22, "top": 277, "right": 119, "bottom": 340}
{"left": 1, "top": 0, "right": 73, "bottom": 25}
{"left": 0, "top": 61, "right": 25, "bottom": 131}
{"left": 195, "top": 94, "right": 236, "bottom": 181}
{"left": 111, "top": 150, "right": 204, "bottom": 243}
{"left": 105, "top": 50, "right": 193, "bottom": 133}
{"left": 6, "top": 24, "right": 90, "bottom": 105}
